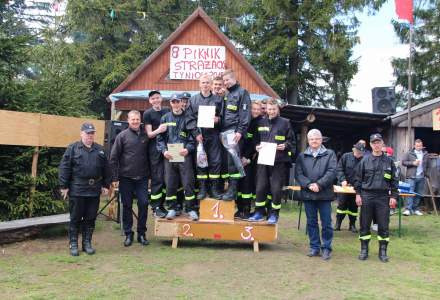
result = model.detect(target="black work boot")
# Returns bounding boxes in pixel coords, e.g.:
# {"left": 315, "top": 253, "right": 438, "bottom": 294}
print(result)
{"left": 210, "top": 180, "right": 223, "bottom": 199}
{"left": 334, "top": 214, "right": 344, "bottom": 231}
{"left": 222, "top": 180, "right": 238, "bottom": 201}
{"left": 137, "top": 233, "right": 150, "bottom": 246}
{"left": 349, "top": 218, "right": 358, "bottom": 233}
{"left": 69, "top": 228, "right": 79, "bottom": 257}
{"left": 358, "top": 239, "right": 369, "bottom": 261}
{"left": 378, "top": 241, "right": 389, "bottom": 263}
{"left": 241, "top": 205, "right": 251, "bottom": 220}
{"left": 124, "top": 232, "right": 134, "bottom": 247}
{"left": 82, "top": 226, "right": 96, "bottom": 255}
{"left": 234, "top": 199, "right": 243, "bottom": 218}
{"left": 197, "top": 180, "right": 208, "bottom": 200}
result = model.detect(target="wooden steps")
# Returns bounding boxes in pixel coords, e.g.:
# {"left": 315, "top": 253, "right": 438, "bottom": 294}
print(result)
{"left": 154, "top": 198, "right": 277, "bottom": 252}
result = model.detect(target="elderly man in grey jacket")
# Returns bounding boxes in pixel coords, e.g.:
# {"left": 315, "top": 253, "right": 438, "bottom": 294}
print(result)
{"left": 295, "top": 129, "right": 337, "bottom": 260}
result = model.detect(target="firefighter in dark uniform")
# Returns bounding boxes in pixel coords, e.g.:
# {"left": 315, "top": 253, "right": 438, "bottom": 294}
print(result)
{"left": 143, "top": 90, "right": 170, "bottom": 218}
{"left": 186, "top": 74, "right": 223, "bottom": 200}
{"left": 236, "top": 100, "right": 262, "bottom": 219}
{"left": 249, "top": 98, "right": 295, "bottom": 224}
{"left": 335, "top": 142, "right": 365, "bottom": 233}
{"left": 354, "top": 133, "right": 398, "bottom": 262}
{"left": 59, "top": 122, "right": 111, "bottom": 256}
{"left": 221, "top": 69, "right": 251, "bottom": 200}
{"left": 157, "top": 94, "right": 198, "bottom": 221}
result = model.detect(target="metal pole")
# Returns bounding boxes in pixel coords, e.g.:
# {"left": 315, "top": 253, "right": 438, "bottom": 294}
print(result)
{"left": 406, "top": 24, "right": 414, "bottom": 150}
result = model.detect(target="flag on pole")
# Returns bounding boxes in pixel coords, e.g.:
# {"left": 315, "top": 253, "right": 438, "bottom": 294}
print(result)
{"left": 395, "top": 0, "right": 414, "bottom": 24}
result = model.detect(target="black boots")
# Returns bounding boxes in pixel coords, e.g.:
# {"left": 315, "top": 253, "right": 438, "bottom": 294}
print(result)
{"left": 235, "top": 203, "right": 250, "bottom": 220}
{"left": 334, "top": 214, "right": 344, "bottom": 231}
{"left": 124, "top": 232, "right": 134, "bottom": 247}
{"left": 378, "top": 241, "right": 389, "bottom": 263}
{"left": 222, "top": 180, "right": 238, "bottom": 201}
{"left": 358, "top": 239, "right": 369, "bottom": 261}
{"left": 69, "top": 228, "right": 79, "bottom": 257}
{"left": 197, "top": 180, "right": 208, "bottom": 200}
{"left": 82, "top": 226, "right": 96, "bottom": 255}
{"left": 210, "top": 180, "right": 223, "bottom": 199}
{"left": 349, "top": 222, "right": 358, "bottom": 233}
{"left": 137, "top": 233, "right": 150, "bottom": 246}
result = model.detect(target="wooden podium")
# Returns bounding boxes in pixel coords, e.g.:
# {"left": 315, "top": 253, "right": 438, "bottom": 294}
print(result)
{"left": 154, "top": 198, "right": 277, "bottom": 252}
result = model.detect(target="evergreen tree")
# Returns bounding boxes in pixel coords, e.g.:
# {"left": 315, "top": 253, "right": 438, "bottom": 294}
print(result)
{"left": 391, "top": 0, "right": 440, "bottom": 107}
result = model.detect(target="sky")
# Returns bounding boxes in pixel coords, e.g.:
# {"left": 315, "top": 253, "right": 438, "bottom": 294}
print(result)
{"left": 347, "top": 0, "right": 409, "bottom": 112}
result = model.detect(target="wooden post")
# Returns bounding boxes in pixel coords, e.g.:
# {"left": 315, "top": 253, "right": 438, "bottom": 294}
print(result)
{"left": 29, "top": 146, "right": 40, "bottom": 217}
{"left": 253, "top": 240, "right": 259, "bottom": 253}
{"left": 300, "top": 124, "right": 308, "bottom": 152}
{"left": 425, "top": 177, "right": 439, "bottom": 216}
{"left": 172, "top": 237, "right": 179, "bottom": 248}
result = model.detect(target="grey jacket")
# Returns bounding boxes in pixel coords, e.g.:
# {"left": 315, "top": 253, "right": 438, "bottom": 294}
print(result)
{"left": 402, "top": 149, "right": 428, "bottom": 179}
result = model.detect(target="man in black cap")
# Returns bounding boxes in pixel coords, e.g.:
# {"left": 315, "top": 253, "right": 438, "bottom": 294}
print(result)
{"left": 179, "top": 92, "right": 191, "bottom": 111}
{"left": 156, "top": 94, "right": 198, "bottom": 220}
{"left": 335, "top": 142, "right": 365, "bottom": 233}
{"left": 59, "top": 122, "right": 111, "bottom": 256}
{"left": 143, "top": 90, "right": 170, "bottom": 217}
{"left": 110, "top": 110, "right": 150, "bottom": 247}
{"left": 353, "top": 133, "right": 398, "bottom": 262}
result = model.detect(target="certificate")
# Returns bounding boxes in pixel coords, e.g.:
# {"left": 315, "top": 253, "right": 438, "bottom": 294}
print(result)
{"left": 197, "top": 105, "right": 216, "bottom": 128}
{"left": 167, "top": 143, "right": 184, "bottom": 163}
{"left": 257, "top": 142, "right": 277, "bottom": 166}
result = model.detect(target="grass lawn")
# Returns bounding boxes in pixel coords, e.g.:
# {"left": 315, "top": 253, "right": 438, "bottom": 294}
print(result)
{"left": 1, "top": 203, "right": 440, "bottom": 300}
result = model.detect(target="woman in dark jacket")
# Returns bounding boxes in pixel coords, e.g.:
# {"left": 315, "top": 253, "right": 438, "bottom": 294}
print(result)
{"left": 295, "top": 129, "right": 337, "bottom": 260}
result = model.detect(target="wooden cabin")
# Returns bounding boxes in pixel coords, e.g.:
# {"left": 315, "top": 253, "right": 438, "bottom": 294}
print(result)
{"left": 109, "top": 7, "right": 279, "bottom": 120}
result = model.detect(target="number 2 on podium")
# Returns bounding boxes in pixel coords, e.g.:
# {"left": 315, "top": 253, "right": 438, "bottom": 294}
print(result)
{"left": 211, "top": 201, "right": 224, "bottom": 219}
{"left": 182, "top": 224, "right": 194, "bottom": 237}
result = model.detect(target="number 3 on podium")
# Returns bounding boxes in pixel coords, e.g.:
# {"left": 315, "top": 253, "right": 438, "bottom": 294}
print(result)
{"left": 240, "top": 226, "right": 254, "bottom": 241}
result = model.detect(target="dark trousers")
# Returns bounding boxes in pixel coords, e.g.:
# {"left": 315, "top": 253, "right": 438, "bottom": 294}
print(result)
{"left": 164, "top": 156, "right": 196, "bottom": 211}
{"left": 238, "top": 160, "right": 256, "bottom": 206}
{"left": 69, "top": 196, "right": 100, "bottom": 231}
{"left": 149, "top": 143, "right": 165, "bottom": 209}
{"left": 197, "top": 134, "right": 222, "bottom": 180}
{"left": 336, "top": 193, "right": 358, "bottom": 223}
{"left": 119, "top": 177, "right": 149, "bottom": 236}
{"left": 359, "top": 191, "right": 390, "bottom": 241}
{"left": 304, "top": 200, "right": 333, "bottom": 251}
{"left": 255, "top": 162, "right": 287, "bottom": 213}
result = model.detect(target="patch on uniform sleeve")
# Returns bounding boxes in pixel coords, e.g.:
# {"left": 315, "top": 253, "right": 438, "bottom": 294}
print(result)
{"left": 243, "top": 103, "right": 247, "bottom": 110}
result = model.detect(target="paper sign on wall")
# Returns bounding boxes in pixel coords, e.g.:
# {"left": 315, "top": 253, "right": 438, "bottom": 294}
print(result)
{"left": 170, "top": 45, "right": 226, "bottom": 80}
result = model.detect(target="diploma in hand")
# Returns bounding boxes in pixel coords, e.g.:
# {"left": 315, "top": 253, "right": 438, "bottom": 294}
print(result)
{"left": 257, "top": 142, "right": 277, "bottom": 166}
{"left": 197, "top": 105, "right": 216, "bottom": 128}
{"left": 167, "top": 143, "right": 184, "bottom": 163}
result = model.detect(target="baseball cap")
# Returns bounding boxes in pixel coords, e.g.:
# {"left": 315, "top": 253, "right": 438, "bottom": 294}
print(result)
{"left": 170, "top": 93, "right": 181, "bottom": 101}
{"left": 81, "top": 122, "right": 96, "bottom": 133}
{"left": 179, "top": 92, "right": 191, "bottom": 99}
{"left": 370, "top": 133, "right": 383, "bottom": 142}
{"left": 353, "top": 142, "right": 365, "bottom": 152}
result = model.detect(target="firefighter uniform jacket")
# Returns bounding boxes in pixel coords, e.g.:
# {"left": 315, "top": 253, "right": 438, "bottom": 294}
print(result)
{"left": 156, "top": 111, "right": 195, "bottom": 154}
{"left": 255, "top": 116, "right": 295, "bottom": 163}
{"left": 337, "top": 152, "right": 363, "bottom": 185}
{"left": 353, "top": 154, "right": 399, "bottom": 198}
{"left": 222, "top": 83, "right": 251, "bottom": 135}
{"left": 186, "top": 92, "right": 223, "bottom": 138}
{"left": 242, "top": 115, "right": 262, "bottom": 160}
{"left": 59, "top": 141, "right": 111, "bottom": 197}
